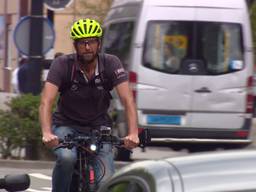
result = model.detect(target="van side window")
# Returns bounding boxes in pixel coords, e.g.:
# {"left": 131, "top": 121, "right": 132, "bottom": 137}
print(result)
{"left": 143, "top": 21, "right": 244, "bottom": 75}
{"left": 102, "top": 22, "right": 134, "bottom": 69}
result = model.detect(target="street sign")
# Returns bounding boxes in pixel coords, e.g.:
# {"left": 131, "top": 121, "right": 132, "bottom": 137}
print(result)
{"left": 44, "top": 0, "right": 74, "bottom": 11}
{"left": 13, "top": 16, "right": 55, "bottom": 56}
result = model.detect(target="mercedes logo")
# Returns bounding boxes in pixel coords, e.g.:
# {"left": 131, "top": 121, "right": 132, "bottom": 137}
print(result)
{"left": 188, "top": 63, "right": 199, "bottom": 72}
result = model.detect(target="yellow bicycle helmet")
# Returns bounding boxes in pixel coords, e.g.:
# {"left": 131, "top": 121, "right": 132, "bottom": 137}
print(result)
{"left": 70, "top": 18, "right": 103, "bottom": 40}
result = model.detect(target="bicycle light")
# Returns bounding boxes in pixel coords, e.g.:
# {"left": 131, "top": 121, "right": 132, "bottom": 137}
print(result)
{"left": 90, "top": 144, "right": 97, "bottom": 151}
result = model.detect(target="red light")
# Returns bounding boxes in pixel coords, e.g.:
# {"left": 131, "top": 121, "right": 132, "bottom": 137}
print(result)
{"left": 129, "top": 71, "right": 137, "bottom": 100}
{"left": 129, "top": 71, "right": 137, "bottom": 83}
{"left": 246, "top": 76, "right": 254, "bottom": 113}
{"left": 234, "top": 130, "right": 248, "bottom": 138}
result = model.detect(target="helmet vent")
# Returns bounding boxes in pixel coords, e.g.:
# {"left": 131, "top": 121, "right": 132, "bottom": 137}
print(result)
{"left": 78, "top": 26, "right": 83, "bottom": 34}
{"left": 73, "top": 28, "right": 80, "bottom": 36}
{"left": 88, "top": 25, "right": 93, "bottom": 33}
{"left": 92, "top": 26, "right": 98, "bottom": 34}
{"left": 83, "top": 24, "right": 87, "bottom": 34}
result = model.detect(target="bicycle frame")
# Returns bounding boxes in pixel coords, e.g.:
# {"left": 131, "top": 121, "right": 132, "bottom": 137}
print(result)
{"left": 56, "top": 127, "right": 124, "bottom": 192}
{"left": 73, "top": 144, "right": 98, "bottom": 192}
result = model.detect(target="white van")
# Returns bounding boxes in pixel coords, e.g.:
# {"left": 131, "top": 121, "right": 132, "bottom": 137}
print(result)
{"left": 102, "top": 0, "right": 254, "bottom": 159}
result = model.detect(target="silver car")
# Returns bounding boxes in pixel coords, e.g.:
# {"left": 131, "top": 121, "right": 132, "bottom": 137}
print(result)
{"left": 98, "top": 150, "right": 256, "bottom": 192}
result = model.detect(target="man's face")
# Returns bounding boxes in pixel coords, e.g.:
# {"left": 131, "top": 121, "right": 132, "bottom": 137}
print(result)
{"left": 74, "top": 37, "right": 100, "bottom": 64}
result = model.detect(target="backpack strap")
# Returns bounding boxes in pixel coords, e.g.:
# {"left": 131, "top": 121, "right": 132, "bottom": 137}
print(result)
{"left": 98, "top": 53, "right": 114, "bottom": 92}
{"left": 59, "top": 54, "right": 76, "bottom": 94}
{"left": 59, "top": 53, "right": 113, "bottom": 94}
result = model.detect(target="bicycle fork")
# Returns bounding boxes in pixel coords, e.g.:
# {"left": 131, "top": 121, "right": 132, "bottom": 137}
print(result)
{"left": 78, "top": 152, "right": 96, "bottom": 192}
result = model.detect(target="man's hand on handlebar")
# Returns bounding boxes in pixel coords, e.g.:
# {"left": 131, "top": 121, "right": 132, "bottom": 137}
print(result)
{"left": 124, "top": 134, "right": 139, "bottom": 150}
{"left": 42, "top": 133, "right": 59, "bottom": 148}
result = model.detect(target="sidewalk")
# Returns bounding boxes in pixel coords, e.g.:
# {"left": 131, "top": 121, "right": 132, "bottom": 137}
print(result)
{"left": 0, "top": 159, "right": 54, "bottom": 169}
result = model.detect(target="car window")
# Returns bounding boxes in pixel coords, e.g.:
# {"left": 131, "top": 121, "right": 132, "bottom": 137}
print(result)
{"left": 106, "top": 181, "right": 144, "bottom": 192}
{"left": 143, "top": 21, "right": 243, "bottom": 75}
{"left": 102, "top": 22, "right": 134, "bottom": 69}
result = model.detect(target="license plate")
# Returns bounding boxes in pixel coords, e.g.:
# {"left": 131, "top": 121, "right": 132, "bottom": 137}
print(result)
{"left": 147, "top": 115, "right": 181, "bottom": 125}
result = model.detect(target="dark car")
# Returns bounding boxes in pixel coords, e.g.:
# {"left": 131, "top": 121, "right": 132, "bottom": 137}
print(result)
{"left": 98, "top": 150, "right": 256, "bottom": 192}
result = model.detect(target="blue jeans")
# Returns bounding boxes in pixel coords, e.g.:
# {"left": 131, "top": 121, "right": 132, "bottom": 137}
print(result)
{"left": 52, "top": 126, "right": 115, "bottom": 192}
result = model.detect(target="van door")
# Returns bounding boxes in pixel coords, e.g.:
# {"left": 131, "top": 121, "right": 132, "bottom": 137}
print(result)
{"left": 139, "top": 21, "right": 195, "bottom": 127}
{"left": 139, "top": 19, "right": 251, "bottom": 130}
{"left": 189, "top": 9, "right": 252, "bottom": 129}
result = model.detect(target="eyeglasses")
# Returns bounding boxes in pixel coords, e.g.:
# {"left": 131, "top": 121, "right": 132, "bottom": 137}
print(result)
{"left": 76, "top": 38, "right": 99, "bottom": 47}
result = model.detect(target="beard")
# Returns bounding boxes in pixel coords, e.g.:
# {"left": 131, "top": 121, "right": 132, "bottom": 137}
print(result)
{"left": 78, "top": 52, "right": 98, "bottom": 64}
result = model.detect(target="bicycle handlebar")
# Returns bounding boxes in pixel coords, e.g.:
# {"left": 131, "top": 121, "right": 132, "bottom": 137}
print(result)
{"left": 55, "top": 131, "right": 125, "bottom": 152}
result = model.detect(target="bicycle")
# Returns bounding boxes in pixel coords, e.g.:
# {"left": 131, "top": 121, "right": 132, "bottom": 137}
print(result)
{"left": 55, "top": 126, "right": 125, "bottom": 192}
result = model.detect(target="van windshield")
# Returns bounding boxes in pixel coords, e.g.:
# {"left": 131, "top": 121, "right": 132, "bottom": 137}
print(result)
{"left": 102, "top": 22, "right": 134, "bottom": 69}
{"left": 143, "top": 21, "right": 244, "bottom": 75}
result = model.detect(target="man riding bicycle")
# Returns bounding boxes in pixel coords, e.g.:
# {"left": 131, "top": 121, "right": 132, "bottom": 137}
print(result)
{"left": 39, "top": 18, "right": 139, "bottom": 192}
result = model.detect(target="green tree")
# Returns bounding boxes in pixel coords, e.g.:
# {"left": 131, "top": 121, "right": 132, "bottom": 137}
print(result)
{"left": 250, "top": 2, "right": 256, "bottom": 61}
{"left": 0, "top": 94, "right": 42, "bottom": 159}
{"left": 0, "top": 111, "right": 25, "bottom": 159}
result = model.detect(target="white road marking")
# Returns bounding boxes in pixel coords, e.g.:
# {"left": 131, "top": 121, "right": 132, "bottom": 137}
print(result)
{"left": 29, "top": 173, "right": 52, "bottom": 180}
{"left": 26, "top": 188, "right": 51, "bottom": 192}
